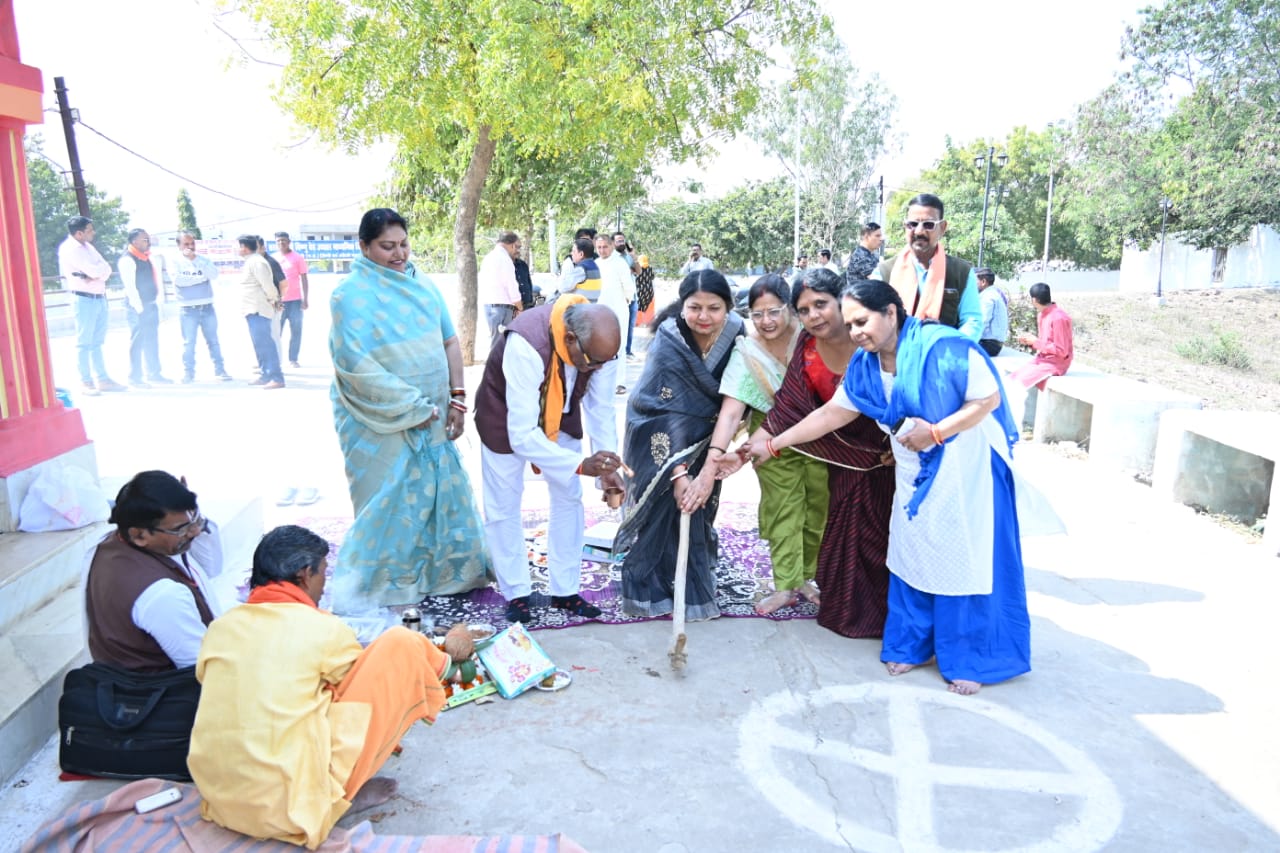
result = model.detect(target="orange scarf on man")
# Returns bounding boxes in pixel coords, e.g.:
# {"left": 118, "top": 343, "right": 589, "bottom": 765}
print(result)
{"left": 128, "top": 245, "right": 150, "bottom": 262}
{"left": 887, "top": 244, "right": 947, "bottom": 321}
{"left": 540, "top": 293, "right": 588, "bottom": 442}
{"left": 247, "top": 580, "right": 318, "bottom": 608}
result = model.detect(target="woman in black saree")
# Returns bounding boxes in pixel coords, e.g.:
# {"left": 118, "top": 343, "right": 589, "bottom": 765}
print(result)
{"left": 617, "top": 271, "right": 744, "bottom": 620}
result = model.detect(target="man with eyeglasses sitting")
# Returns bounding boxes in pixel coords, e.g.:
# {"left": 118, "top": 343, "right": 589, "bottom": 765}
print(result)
{"left": 872, "top": 193, "right": 982, "bottom": 341}
{"left": 63, "top": 471, "right": 226, "bottom": 778}
{"left": 474, "top": 295, "right": 625, "bottom": 624}
{"left": 85, "top": 471, "right": 225, "bottom": 673}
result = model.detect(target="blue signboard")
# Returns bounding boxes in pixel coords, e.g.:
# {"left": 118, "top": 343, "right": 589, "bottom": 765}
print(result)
{"left": 297, "top": 240, "right": 361, "bottom": 260}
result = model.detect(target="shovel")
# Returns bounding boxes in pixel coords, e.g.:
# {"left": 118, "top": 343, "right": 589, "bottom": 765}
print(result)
{"left": 669, "top": 511, "right": 690, "bottom": 671}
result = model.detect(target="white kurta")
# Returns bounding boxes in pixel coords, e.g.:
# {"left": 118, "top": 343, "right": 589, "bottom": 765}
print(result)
{"left": 834, "top": 350, "right": 1006, "bottom": 595}
{"left": 480, "top": 335, "right": 619, "bottom": 598}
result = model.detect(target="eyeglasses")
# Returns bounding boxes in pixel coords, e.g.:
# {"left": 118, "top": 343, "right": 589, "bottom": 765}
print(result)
{"left": 150, "top": 510, "right": 204, "bottom": 537}
{"left": 749, "top": 307, "right": 787, "bottom": 322}
{"left": 904, "top": 220, "right": 941, "bottom": 232}
{"left": 575, "top": 336, "right": 617, "bottom": 368}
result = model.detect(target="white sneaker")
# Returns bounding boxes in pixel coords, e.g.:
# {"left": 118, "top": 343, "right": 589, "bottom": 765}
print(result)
{"left": 276, "top": 487, "right": 298, "bottom": 507}
{"left": 296, "top": 487, "right": 320, "bottom": 506}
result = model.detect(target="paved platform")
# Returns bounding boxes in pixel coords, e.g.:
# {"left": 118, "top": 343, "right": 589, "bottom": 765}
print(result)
{"left": 2, "top": 274, "right": 1277, "bottom": 851}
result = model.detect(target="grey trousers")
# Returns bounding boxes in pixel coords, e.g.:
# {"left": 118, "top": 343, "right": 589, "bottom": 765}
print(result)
{"left": 485, "top": 304, "right": 516, "bottom": 354}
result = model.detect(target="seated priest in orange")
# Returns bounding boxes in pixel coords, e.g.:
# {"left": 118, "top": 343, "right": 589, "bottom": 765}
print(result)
{"left": 188, "top": 524, "right": 475, "bottom": 849}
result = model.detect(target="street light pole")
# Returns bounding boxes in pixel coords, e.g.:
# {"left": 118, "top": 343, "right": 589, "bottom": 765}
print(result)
{"left": 1156, "top": 197, "right": 1171, "bottom": 299}
{"left": 973, "top": 147, "right": 1007, "bottom": 268}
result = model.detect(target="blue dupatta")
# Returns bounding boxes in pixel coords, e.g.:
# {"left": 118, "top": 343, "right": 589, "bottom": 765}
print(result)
{"left": 842, "top": 317, "right": 1018, "bottom": 518}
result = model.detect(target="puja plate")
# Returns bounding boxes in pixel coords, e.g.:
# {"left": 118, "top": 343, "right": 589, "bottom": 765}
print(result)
{"left": 535, "top": 668, "right": 573, "bottom": 692}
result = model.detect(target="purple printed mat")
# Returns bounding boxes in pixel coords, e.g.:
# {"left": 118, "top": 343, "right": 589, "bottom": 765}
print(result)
{"left": 283, "top": 502, "right": 817, "bottom": 630}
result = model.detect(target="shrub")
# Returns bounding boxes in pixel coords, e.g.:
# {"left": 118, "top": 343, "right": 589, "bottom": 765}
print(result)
{"left": 1174, "top": 329, "right": 1252, "bottom": 371}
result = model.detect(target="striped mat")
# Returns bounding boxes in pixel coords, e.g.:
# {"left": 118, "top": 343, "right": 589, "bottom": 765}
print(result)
{"left": 23, "top": 778, "right": 587, "bottom": 852}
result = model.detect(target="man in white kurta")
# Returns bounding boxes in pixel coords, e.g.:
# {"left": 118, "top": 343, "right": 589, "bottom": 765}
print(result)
{"left": 473, "top": 300, "right": 625, "bottom": 624}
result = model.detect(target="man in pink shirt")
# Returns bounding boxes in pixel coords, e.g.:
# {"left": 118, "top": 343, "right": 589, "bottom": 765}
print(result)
{"left": 273, "top": 232, "right": 310, "bottom": 367}
{"left": 57, "top": 216, "right": 127, "bottom": 395}
{"left": 1010, "top": 282, "right": 1074, "bottom": 434}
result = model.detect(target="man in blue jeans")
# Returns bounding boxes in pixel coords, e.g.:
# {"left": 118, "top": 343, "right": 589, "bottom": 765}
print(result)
{"left": 237, "top": 235, "right": 284, "bottom": 389}
{"left": 272, "top": 232, "right": 310, "bottom": 368}
{"left": 56, "top": 216, "right": 127, "bottom": 396}
{"left": 118, "top": 228, "right": 171, "bottom": 388}
{"left": 174, "top": 232, "right": 232, "bottom": 383}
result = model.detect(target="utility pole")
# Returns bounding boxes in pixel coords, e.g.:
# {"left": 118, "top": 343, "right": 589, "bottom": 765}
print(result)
{"left": 877, "top": 176, "right": 884, "bottom": 253}
{"left": 53, "top": 77, "right": 90, "bottom": 218}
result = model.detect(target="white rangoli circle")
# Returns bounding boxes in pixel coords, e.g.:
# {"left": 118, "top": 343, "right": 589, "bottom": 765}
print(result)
{"left": 737, "top": 684, "right": 1122, "bottom": 852}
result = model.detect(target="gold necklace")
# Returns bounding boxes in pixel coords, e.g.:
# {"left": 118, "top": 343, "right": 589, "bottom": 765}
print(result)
{"left": 700, "top": 328, "right": 722, "bottom": 357}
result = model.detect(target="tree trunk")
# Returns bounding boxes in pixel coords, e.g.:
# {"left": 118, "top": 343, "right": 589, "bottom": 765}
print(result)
{"left": 453, "top": 125, "right": 497, "bottom": 364}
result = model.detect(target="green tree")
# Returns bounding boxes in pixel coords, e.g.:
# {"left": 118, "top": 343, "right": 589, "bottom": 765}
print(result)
{"left": 1065, "top": 0, "right": 1280, "bottom": 252}
{"left": 755, "top": 33, "right": 894, "bottom": 257}
{"left": 176, "top": 188, "right": 202, "bottom": 239}
{"left": 243, "top": 0, "right": 826, "bottom": 361}
{"left": 26, "top": 136, "right": 130, "bottom": 286}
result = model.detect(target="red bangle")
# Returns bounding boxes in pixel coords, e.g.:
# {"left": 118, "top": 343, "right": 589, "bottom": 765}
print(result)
{"left": 448, "top": 400, "right": 467, "bottom": 414}
{"left": 765, "top": 438, "right": 781, "bottom": 459}
{"left": 930, "top": 424, "right": 944, "bottom": 445}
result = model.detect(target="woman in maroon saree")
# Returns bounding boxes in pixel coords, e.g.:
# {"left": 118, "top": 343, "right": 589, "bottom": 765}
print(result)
{"left": 755, "top": 269, "right": 894, "bottom": 638}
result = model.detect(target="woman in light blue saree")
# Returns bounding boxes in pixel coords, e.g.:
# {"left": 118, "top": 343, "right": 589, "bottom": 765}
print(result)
{"left": 328, "top": 209, "right": 491, "bottom": 611}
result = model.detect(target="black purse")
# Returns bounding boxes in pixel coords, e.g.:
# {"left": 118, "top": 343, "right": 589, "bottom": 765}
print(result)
{"left": 58, "top": 662, "right": 201, "bottom": 781}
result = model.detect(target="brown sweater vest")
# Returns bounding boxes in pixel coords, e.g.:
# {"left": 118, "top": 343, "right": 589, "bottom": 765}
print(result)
{"left": 877, "top": 254, "right": 973, "bottom": 330}
{"left": 474, "top": 304, "right": 592, "bottom": 454}
{"left": 85, "top": 534, "right": 215, "bottom": 672}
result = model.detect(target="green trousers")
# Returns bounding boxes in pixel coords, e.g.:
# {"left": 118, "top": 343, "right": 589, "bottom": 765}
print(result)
{"left": 755, "top": 445, "right": 829, "bottom": 591}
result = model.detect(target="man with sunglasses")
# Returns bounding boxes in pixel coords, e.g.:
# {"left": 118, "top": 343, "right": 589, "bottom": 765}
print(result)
{"left": 874, "top": 193, "right": 982, "bottom": 341}
{"left": 474, "top": 297, "right": 625, "bottom": 624}
{"left": 85, "top": 471, "right": 225, "bottom": 674}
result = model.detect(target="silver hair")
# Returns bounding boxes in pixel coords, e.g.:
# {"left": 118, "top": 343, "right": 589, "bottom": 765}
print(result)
{"left": 564, "top": 304, "right": 598, "bottom": 347}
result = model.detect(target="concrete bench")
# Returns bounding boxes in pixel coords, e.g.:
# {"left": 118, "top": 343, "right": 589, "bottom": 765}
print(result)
{"left": 1152, "top": 409, "right": 1279, "bottom": 557}
{"left": 1031, "top": 371, "right": 1202, "bottom": 471}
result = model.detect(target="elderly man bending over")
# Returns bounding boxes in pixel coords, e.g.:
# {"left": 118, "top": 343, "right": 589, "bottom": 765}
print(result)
{"left": 189, "top": 525, "right": 475, "bottom": 849}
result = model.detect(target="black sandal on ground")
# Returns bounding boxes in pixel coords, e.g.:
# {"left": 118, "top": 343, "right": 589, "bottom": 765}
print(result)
{"left": 552, "top": 594, "right": 602, "bottom": 619}
{"left": 505, "top": 596, "right": 533, "bottom": 623}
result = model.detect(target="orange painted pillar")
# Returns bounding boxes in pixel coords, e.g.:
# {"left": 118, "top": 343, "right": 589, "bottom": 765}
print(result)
{"left": 0, "top": 0, "right": 89, "bottom": 476}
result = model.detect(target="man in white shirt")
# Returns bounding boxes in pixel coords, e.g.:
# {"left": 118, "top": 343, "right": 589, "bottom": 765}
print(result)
{"left": 473, "top": 299, "right": 625, "bottom": 624}
{"left": 593, "top": 235, "right": 634, "bottom": 393}
{"left": 818, "top": 248, "right": 841, "bottom": 274}
{"left": 118, "top": 227, "right": 171, "bottom": 387}
{"left": 57, "top": 216, "right": 126, "bottom": 395}
{"left": 679, "top": 243, "right": 714, "bottom": 276}
{"left": 84, "top": 471, "right": 225, "bottom": 672}
{"left": 239, "top": 235, "right": 284, "bottom": 389}
{"left": 478, "top": 231, "right": 523, "bottom": 354}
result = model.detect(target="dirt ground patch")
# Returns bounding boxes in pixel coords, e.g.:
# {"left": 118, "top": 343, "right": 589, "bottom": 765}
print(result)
{"left": 1008, "top": 287, "right": 1280, "bottom": 413}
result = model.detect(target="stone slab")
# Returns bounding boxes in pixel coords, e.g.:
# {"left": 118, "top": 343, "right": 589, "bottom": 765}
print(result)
{"left": 1152, "top": 409, "right": 1279, "bottom": 556}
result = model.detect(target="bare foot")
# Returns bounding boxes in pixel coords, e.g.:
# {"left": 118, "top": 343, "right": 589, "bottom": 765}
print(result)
{"left": 885, "top": 656, "right": 935, "bottom": 677}
{"left": 755, "top": 589, "right": 799, "bottom": 615}
{"left": 349, "top": 776, "right": 398, "bottom": 813}
{"left": 799, "top": 580, "right": 821, "bottom": 606}
{"left": 948, "top": 680, "right": 982, "bottom": 696}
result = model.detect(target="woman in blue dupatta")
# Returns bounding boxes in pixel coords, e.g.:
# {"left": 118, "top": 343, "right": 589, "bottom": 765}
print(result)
{"left": 616, "top": 271, "right": 744, "bottom": 620}
{"left": 328, "top": 209, "right": 491, "bottom": 611}
{"left": 745, "top": 279, "right": 1029, "bottom": 695}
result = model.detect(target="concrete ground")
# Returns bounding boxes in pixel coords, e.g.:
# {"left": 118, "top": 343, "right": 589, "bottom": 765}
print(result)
{"left": 1, "top": 274, "right": 1278, "bottom": 851}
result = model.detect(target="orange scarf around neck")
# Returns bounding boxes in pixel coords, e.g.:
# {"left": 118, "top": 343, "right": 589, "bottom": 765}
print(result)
{"left": 247, "top": 580, "right": 318, "bottom": 609}
{"left": 540, "top": 293, "right": 588, "bottom": 442}
{"left": 128, "top": 245, "right": 151, "bottom": 262}
{"left": 887, "top": 245, "right": 946, "bottom": 321}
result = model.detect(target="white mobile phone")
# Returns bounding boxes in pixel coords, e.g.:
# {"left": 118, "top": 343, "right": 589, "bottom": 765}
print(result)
{"left": 134, "top": 787, "right": 183, "bottom": 814}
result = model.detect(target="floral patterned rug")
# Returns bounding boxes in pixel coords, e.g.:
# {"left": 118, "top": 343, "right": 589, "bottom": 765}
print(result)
{"left": 252, "top": 502, "right": 818, "bottom": 634}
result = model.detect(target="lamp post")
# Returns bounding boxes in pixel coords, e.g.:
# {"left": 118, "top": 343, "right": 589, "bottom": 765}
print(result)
{"left": 974, "top": 147, "right": 1008, "bottom": 267}
{"left": 1156, "top": 197, "right": 1172, "bottom": 301}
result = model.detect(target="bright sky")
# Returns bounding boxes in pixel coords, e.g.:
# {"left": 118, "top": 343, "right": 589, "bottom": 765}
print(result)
{"left": 16, "top": 0, "right": 1150, "bottom": 242}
